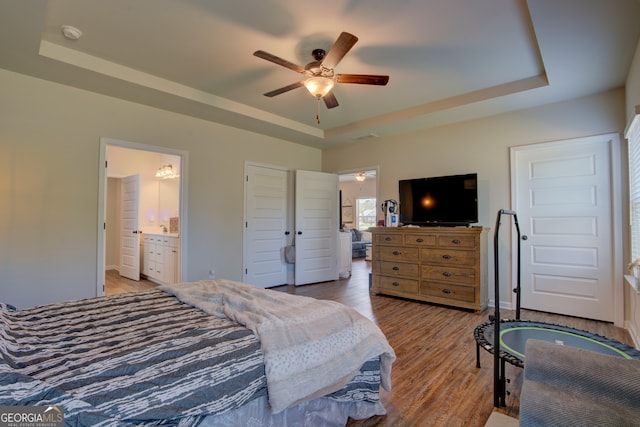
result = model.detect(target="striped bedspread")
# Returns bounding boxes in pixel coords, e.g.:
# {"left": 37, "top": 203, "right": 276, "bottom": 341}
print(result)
{"left": 0, "top": 289, "right": 382, "bottom": 426}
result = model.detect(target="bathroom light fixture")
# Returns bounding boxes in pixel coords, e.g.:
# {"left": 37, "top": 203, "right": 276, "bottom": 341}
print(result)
{"left": 155, "top": 164, "right": 177, "bottom": 179}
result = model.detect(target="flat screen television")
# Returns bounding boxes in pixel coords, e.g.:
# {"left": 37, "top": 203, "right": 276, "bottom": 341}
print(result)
{"left": 398, "top": 173, "right": 478, "bottom": 226}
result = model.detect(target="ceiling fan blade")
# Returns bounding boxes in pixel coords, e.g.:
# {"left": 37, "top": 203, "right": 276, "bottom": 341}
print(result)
{"left": 263, "top": 81, "right": 304, "bottom": 97}
{"left": 335, "top": 74, "right": 389, "bottom": 85}
{"left": 253, "top": 50, "right": 305, "bottom": 74}
{"left": 323, "top": 91, "right": 339, "bottom": 109}
{"left": 322, "top": 32, "right": 358, "bottom": 69}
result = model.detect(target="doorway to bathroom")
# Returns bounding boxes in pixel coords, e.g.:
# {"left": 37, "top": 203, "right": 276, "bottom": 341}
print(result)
{"left": 97, "top": 137, "right": 188, "bottom": 296}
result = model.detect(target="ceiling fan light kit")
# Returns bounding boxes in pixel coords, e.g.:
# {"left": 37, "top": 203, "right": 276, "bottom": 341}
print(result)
{"left": 304, "top": 76, "right": 335, "bottom": 98}
{"left": 254, "top": 32, "right": 389, "bottom": 123}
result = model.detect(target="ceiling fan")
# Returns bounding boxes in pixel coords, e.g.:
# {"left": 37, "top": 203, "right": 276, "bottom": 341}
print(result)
{"left": 253, "top": 32, "right": 389, "bottom": 111}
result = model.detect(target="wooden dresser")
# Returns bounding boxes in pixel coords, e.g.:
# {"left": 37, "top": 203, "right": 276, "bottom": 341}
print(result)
{"left": 371, "top": 227, "right": 488, "bottom": 312}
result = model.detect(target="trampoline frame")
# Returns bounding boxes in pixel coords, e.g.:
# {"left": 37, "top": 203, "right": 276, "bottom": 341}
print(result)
{"left": 486, "top": 209, "right": 520, "bottom": 407}
{"left": 475, "top": 209, "right": 640, "bottom": 407}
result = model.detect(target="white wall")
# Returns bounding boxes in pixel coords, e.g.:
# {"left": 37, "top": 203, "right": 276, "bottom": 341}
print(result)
{"left": 0, "top": 68, "right": 321, "bottom": 308}
{"left": 323, "top": 88, "right": 627, "bottom": 309}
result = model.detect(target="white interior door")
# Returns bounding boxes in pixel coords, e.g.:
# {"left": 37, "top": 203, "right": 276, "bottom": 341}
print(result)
{"left": 243, "top": 164, "right": 289, "bottom": 288}
{"left": 295, "top": 170, "right": 339, "bottom": 286}
{"left": 512, "top": 134, "right": 618, "bottom": 322}
{"left": 119, "top": 174, "right": 141, "bottom": 280}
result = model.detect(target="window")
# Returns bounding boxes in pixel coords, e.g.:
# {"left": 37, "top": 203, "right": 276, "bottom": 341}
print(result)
{"left": 356, "top": 198, "right": 376, "bottom": 230}
{"left": 627, "top": 111, "right": 640, "bottom": 261}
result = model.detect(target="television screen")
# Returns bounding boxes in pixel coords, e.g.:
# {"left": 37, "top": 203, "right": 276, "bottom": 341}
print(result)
{"left": 398, "top": 173, "right": 478, "bottom": 226}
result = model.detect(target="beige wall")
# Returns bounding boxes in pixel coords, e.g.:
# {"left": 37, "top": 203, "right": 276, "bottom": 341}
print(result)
{"left": 0, "top": 68, "right": 321, "bottom": 308}
{"left": 324, "top": 88, "right": 627, "bottom": 309}
{"left": 626, "top": 39, "right": 640, "bottom": 125}
{"left": 0, "top": 62, "right": 632, "bottom": 318}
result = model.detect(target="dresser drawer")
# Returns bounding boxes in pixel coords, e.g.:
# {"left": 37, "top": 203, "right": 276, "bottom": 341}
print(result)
{"left": 421, "top": 248, "right": 475, "bottom": 266}
{"left": 404, "top": 233, "right": 437, "bottom": 247}
{"left": 377, "top": 276, "right": 419, "bottom": 294}
{"left": 375, "top": 260, "right": 420, "bottom": 278}
{"left": 376, "top": 246, "right": 419, "bottom": 262}
{"left": 437, "top": 234, "right": 477, "bottom": 249}
{"left": 420, "top": 281, "right": 475, "bottom": 303}
{"left": 374, "top": 233, "right": 405, "bottom": 245}
{"left": 421, "top": 265, "right": 475, "bottom": 285}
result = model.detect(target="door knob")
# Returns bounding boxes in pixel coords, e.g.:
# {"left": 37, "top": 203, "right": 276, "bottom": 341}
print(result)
{"left": 297, "top": 231, "right": 302, "bottom": 235}
{"left": 522, "top": 235, "right": 528, "bottom": 240}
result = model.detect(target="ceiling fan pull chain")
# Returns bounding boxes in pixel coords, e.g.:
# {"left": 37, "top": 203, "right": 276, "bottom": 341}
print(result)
{"left": 316, "top": 97, "right": 321, "bottom": 125}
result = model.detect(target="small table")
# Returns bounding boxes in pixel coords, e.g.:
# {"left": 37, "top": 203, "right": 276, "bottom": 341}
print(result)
{"left": 364, "top": 243, "right": 373, "bottom": 261}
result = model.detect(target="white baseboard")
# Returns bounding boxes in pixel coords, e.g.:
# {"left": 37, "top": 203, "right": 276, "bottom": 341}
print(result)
{"left": 487, "top": 299, "right": 514, "bottom": 312}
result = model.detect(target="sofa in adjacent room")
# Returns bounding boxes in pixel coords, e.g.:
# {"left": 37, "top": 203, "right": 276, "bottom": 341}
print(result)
{"left": 349, "top": 228, "right": 372, "bottom": 258}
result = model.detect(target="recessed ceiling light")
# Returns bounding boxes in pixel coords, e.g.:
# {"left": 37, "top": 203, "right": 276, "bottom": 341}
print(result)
{"left": 61, "top": 25, "right": 82, "bottom": 40}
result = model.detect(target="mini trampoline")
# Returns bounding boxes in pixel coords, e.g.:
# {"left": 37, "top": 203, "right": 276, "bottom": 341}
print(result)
{"left": 474, "top": 210, "right": 640, "bottom": 407}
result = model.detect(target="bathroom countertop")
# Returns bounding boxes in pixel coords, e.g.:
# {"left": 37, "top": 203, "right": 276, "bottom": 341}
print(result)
{"left": 143, "top": 232, "right": 179, "bottom": 238}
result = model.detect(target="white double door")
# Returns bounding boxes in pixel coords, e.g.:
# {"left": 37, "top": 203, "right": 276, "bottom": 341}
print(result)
{"left": 511, "top": 133, "right": 621, "bottom": 322}
{"left": 244, "top": 164, "right": 339, "bottom": 288}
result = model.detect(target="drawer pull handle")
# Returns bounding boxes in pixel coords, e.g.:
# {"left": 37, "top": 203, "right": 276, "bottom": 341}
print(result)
{"left": 392, "top": 266, "right": 400, "bottom": 271}
{"left": 442, "top": 254, "right": 452, "bottom": 260}
{"left": 392, "top": 282, "right": 400, "bottom": 287}
{"left": 385, "top": 237, "right": 392, "bottom": 241}
{"left": 442, "top": 272, "right": 452, "bottom": 277}
{"left": 392, "top": 251, "right": 401, "bottom": 256}
{"left": 452, "top": 239, "right": 461, "bottom": 244}
{"left": 442, "top": 289, "right": 452, "bottom": 294}
{"left": 416, "top": 238, "right": 424, "bottom": 243}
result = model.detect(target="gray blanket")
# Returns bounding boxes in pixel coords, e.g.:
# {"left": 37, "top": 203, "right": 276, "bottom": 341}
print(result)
{"left": 0, "top": 290, "right": 266, "bottom": 426}
{"left": 520, "top": 339, "right": 640, "bottom": 426}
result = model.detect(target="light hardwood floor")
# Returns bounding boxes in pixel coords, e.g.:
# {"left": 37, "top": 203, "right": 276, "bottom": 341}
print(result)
{"left": 105, "top": 269, "right": 157, "bottom": 296}
{"left": 106, "top": 260, "right": 633, "bottom": 427}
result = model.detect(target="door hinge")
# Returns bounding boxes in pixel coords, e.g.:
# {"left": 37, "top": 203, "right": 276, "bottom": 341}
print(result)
{"left": 245, "top": 221, "right": 248, "bottom": 228}
{"left": 245, "top": 268, "right": 248, "bottom": 274}
{"left": 105, "top": 160, "right": 108, "bottom": 168}
{"left": 104, "top": 222, "right": 106, "bottom": 230}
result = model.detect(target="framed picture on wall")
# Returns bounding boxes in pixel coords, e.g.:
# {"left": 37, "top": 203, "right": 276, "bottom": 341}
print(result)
{"left": 342, "top": 206, "right": 353, "bottom": 223}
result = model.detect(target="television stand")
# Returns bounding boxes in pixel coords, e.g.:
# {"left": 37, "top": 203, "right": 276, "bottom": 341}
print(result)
{"left": 370, "top": 227, "right": 488, "bottom": 312}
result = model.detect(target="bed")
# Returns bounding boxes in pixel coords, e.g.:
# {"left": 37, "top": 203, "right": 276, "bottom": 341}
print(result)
{"left": 0, "top": 279, "right": 395, "bottom": 426}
